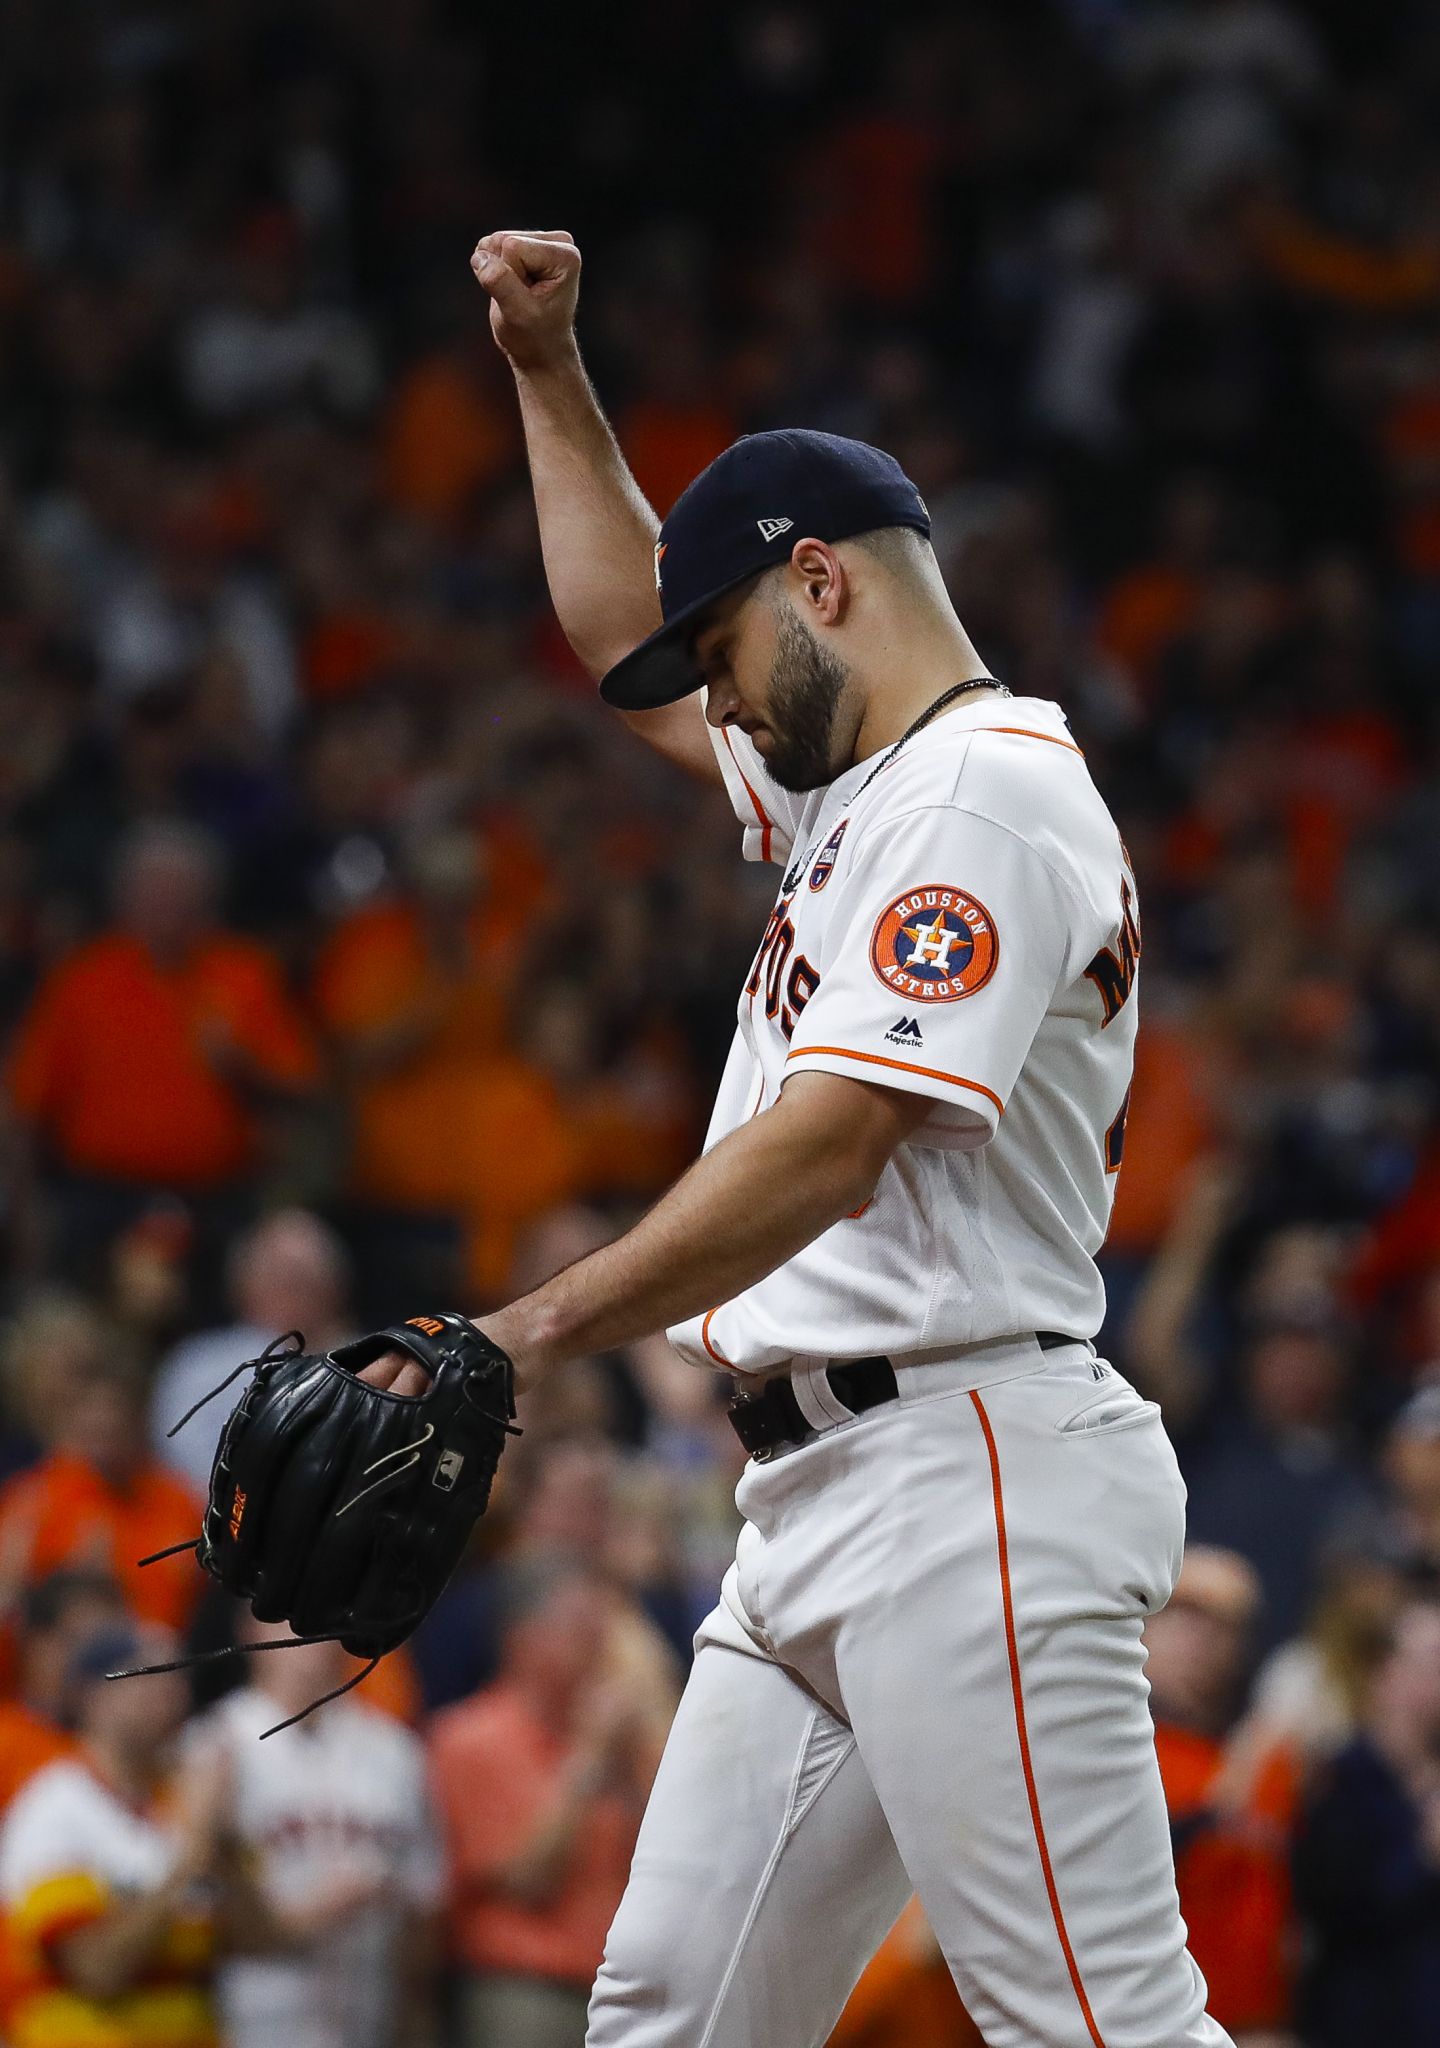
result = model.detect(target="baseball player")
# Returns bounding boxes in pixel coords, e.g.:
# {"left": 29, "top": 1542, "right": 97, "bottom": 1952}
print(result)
{"left": 355, "top": 229, "right": 1235, "bottom": 2048}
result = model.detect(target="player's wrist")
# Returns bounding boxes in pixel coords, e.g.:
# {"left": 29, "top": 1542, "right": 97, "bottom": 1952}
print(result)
{"left": 484, "top": 1275, "right": 584, "bottom": 1366}
{"left": 509, "top": 338, "right": 585, "bottom": 388}
{"left": 472, "top": 1304, "right": 556, "bottom": 1389}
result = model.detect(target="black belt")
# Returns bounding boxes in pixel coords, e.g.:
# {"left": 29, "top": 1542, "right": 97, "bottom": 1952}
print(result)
{"left": 726, "top": 1333, "right": 1077, "bottom": 1459}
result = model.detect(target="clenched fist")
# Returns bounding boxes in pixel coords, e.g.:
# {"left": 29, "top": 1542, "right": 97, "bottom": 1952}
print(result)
{"left": 471, "top": 229, "right": 581, "bottom": 372}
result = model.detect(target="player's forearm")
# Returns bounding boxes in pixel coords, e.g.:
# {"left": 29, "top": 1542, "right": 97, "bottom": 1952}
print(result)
{"left": 512, "top": 349, "right": 662, "bottom": 679}
{"left": 486, "top": 1073, "right": 922, "bottom": 1381}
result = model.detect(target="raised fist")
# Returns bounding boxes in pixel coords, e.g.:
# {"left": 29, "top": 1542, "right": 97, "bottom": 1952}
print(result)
{"left": 470, "top": 229, "right": 581, "bottom": 372}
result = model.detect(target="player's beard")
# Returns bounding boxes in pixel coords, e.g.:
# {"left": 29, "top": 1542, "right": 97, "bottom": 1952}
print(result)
{"left": 761, "top": 603, "right": 853, "bottom": 792}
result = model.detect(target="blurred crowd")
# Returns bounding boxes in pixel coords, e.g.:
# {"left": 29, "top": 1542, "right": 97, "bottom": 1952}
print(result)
{"left": 1, "top": 0, "right": 1439, "bottom": 2042}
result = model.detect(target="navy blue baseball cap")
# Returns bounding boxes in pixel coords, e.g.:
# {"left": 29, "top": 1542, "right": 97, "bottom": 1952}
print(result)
{"left": 599, "top": 429, "right": 931, "bottom": 711}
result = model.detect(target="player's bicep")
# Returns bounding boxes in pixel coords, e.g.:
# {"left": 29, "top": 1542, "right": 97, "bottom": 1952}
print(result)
{"left": 775, "top": 1067, "right": 935, "bottom": 1181}
{"left": 785, "top": 808, "right": 1077, "bottom": 1144}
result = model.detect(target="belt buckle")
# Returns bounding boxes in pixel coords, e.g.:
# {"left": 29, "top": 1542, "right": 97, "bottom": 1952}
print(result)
{"left": 727, "top": 1387, "right": 779, "bottom": 1461}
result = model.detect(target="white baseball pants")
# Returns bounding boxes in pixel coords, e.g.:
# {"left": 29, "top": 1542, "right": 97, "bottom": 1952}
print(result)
{"left": 586, "top": 1338, "right": 1235, "bottom": 2048}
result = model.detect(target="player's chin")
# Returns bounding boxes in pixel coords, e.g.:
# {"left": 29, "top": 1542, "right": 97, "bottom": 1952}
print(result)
{"left": 766, "top": 751, "right": 835, "bottom": 795}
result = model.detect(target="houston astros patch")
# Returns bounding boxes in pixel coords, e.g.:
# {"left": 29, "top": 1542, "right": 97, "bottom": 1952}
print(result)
{"left": 869, "top": 885, "right": 998, "bottom": 1002}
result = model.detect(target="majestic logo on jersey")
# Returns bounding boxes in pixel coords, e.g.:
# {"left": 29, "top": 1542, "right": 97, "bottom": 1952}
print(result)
{"left": 885, "top": 1015, "right": 924, "bottom": 1048}
{"left": 808, "top": 820, "right": 848, "bottom": 891}
{"left": 869, "top": 885, "right": 998, "bottom": 1003}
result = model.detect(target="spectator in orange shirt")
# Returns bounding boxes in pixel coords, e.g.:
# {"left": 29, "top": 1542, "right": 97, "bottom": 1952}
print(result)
{"left": 827, "top": 1897, "right": 982, "bottom": 2048}
{"left": 793, "top": 31, "right": 949, "bottom": 311}
{"left": 314, "top": 827, "right": 522, "bottom": 1186}
{"left": 7, "top": 822, "right": 317, "bottom": 1291}
{"left": 1094, "top": 476, "right": 1220, "bottom": 693}
{"left": 317, "top": 826, "right": 679, "bottom": 1307}
{"left": 1105, "top": 1017, "right": 1220, "bottom": 1263}
{"left": 381, "top": 331, "right": 519, "bottom": 531}
{"left": 315, "top": 824, "right": 529, "bottom": 1308}
{"left": 1146, "top": 1547, "right": 1299, "bottom": 2039}
{"left": 0, "top": 1571, "right": 125, "bottom": 1815}
{"left": 428, "top": 1558, "right": 658, "bottom": 2048}
{"left": 0, "top": 1331, "right": 205, "bottom": 1653}
{"left": 614, "top": 316, "right": 737, "bottom": 518}
{"left": 445, "top": 980, "right": 694, "bottom": 1299}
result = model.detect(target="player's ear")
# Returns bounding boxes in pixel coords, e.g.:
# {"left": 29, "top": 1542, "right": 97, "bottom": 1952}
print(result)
{"left": 789, "top": 539, "right": 845, "bottom": 624}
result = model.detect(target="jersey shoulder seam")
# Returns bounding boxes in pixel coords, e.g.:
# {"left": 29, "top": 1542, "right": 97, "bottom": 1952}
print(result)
{"left": 848, "top": 798, "right": 1097, "bottom": 927}
{"left": 970, "top": 721, "right": 1085, "bottom": 756}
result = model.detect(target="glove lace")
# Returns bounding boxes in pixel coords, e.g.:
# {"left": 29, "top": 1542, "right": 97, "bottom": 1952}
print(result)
{"left": 104, "top": 1633, "right": 383, "bottom": 1739}
{"left": 164, "top": 1329, "right": 306, "bottom": 1439}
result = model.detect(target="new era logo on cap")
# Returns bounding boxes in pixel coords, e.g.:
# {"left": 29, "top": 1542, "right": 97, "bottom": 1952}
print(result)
{"left": 757, "top": 516, "right": 794, "bottom": 542}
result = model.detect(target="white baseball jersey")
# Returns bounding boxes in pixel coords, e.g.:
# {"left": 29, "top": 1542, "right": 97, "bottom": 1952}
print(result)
{"left": 667, "top": 692, "right": 1140, "bottom": 1377}
{"left": 195, "top": 1688, "right": 443, "bottom": 2048}
{"left": 0, "top": 1758, "right": 179, "bottom": 1904}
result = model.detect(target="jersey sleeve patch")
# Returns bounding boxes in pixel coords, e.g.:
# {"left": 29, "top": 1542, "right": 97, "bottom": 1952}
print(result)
{"left": 869, "top": 885, "right": 998, "bottom": 1004}
{"left": 808, "top": 819, "right": 848, "bottom": 891}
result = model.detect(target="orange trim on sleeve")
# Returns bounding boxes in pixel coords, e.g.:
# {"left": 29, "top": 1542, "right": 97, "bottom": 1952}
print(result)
{"left": 720, "top": 728, "right": 775, "bottom": 863}
{"left": 785, "top": 1045, "right": 1003, "bottom": 1119}
{"left": 969, "top": 1391, "right": 1108, "bottom": 2048}
{"left": 699, "top": 1309, "right": 732, "bottom": 1367}
{"left": 983, "top": 726, "right": 1085, "bottom": 756}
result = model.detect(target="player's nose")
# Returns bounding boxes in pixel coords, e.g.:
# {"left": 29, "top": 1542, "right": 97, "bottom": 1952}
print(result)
{"left": 703, "top": 678, "right": 742, "bottom": 729}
